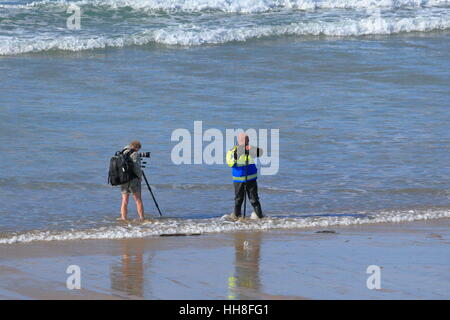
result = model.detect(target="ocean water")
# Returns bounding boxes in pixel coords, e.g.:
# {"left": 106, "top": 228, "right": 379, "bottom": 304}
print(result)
{"left": 0, "top": 0, "right": 449, "bottom": 243}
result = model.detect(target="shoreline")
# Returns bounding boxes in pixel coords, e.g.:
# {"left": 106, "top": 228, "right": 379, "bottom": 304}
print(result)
{"left": 0, "top": 218, "right": 449, "bottom": 299}
{"left": 2, "top": 207, "right": 449, "bottom": 244}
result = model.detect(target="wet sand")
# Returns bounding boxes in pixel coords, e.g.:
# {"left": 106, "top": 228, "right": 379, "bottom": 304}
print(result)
{"left": 0, "top": 219, "right": 449, "bottom": 299}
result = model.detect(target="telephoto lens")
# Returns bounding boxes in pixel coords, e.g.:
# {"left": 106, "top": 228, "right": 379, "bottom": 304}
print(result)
{"left": 139, "top": 152, "right": 151, "bottom": 158}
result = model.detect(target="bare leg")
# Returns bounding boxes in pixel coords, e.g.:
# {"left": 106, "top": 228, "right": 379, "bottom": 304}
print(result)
{"left": 121, "top": 193, "right": 130, "bottom": 220}
{"left": 133, "top": 192, "right": 145, "bottom": 221}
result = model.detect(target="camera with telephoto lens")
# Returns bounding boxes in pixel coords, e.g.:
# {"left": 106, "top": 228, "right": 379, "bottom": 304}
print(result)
{"left": 139, "top": 152, "right": 151, "bottom": 158}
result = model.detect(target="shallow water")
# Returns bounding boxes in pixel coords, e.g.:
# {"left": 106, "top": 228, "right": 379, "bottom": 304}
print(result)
{"left": 1, "top": 222, "right": 450, "bottom": 299}
{"left": 0, "top": 0, "right": 449, "bottom": 242}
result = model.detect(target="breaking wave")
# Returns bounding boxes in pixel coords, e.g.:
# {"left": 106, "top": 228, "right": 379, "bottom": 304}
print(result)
{"left": 1, "top": 14, "right": 449, "bottom": 55}
{"left": 0, "top": 0, "right": 449, "bottom": 55}
{"left": 2, "top": 0, "right": 449, "bottom": 13}
{"left": 1, "top": 207, "right": 449, "bottom": 244}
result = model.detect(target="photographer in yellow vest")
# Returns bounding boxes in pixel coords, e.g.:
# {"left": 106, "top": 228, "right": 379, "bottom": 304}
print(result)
{"left": 226, "top": 133, "right": 264, "bottom": 220}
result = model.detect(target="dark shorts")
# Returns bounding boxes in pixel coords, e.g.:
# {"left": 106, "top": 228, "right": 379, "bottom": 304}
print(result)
{"left": 120, "top": 178, "right": 141, "bottom": 195}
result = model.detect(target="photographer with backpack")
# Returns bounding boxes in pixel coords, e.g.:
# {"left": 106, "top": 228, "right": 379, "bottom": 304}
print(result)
{"left": 109, "top": 140, "right": 145, "bottom": 221}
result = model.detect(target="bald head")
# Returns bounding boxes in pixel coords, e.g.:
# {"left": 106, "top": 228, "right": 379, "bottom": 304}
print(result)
{"left": 238, "top": 133, "right": 249, "bottom": 146}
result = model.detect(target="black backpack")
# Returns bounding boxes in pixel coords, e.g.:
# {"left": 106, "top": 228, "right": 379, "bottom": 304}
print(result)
{"left": 108, "top": 149, "right": 136, "bottom": 186}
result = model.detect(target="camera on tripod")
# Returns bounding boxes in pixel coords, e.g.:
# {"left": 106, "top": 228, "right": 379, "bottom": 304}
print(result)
{"left": 114, "top": 150, "right": 150, "bottom": 158}
{"left": 139, "top": 152, "right": 151, "bottom": 158}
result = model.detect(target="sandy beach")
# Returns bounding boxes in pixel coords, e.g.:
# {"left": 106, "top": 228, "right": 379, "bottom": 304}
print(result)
{"left": 0, "top": 218, "right": 448, "bottom": 300}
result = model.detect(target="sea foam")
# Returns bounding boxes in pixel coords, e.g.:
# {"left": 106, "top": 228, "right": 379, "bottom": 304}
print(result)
{"left": 1, "top": 208, "right": 449, "bottom": 244}
{"left": 2, "top": 0, "right": 449, "bottom": 13}
{"left": 1, "top": 13, "right": 448, "bottom": 55}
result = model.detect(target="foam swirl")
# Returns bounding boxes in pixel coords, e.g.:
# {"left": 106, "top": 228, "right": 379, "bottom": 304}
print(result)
{"left": 1, "top": 208, "right": 449, "bottom": 244}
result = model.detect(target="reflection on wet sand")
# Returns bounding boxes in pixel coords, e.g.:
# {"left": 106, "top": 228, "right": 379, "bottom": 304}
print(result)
{"left": 110, "top": 239, "right": 147, "bottom": 298}
{"left": 228, "top": 232, "right": 262, "bottom": 299}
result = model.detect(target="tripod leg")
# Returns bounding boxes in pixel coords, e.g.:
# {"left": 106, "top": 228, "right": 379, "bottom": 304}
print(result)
{"left": 243, "top": 182, "right": 247, "bottom": 218}
{"left": 142, "top": 172, "right": 163, "bottom": 217}
{"left": 243, "top": 149, "right": 249, "bottom": 219}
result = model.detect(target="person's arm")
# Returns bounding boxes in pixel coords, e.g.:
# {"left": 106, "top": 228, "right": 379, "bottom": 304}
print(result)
{"left": 130, "top": 151, "right": 143, "bottom": 179}
{"left": 236, "top": 145, "right": 263, "bottom": 158}
{"left": 249, "top": 146, "right": 263, "bottom": 158}
{"left": 226, "top": 146, "right": 238, "bottom": 167}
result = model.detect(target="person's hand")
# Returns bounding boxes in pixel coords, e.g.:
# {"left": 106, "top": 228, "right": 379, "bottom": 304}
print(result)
{"left": 237, "top": 145, "right": 248, "bottom": 155}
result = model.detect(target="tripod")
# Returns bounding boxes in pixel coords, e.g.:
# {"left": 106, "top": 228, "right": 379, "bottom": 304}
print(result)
{"left": 141, "top": 162, "right": 162, "bottom": 217}
{"left": 243, "top": 145, "right": 249, "bottom": 219}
